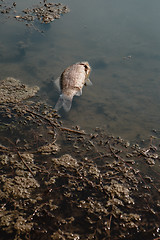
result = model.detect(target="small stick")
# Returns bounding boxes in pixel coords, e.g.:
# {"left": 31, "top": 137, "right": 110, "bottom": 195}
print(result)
{"left": 5, "top": 137, "right": 35, "bottom": 177}
{"left": 0, "top": 144, "right": 10, "bottom": 153}
{"left": 0, "top": 144, "right": 8, "bottom": 150}
{"left": 106, "top": 214, "right": 112, "bottom": 238}
{"left": 26, "top": 108, "right": 86, "bottom": 135}
{"left": 25, "top": 109, "right": 59, "bottom": 128}
{"left": 91, "top": 153, "right": 111, "bottom": 161}
{"left": 60, "top": 126, "right": 86, "bottom": 135}
{"left": 16, "top": 150, "right": 35, "bottom": 177}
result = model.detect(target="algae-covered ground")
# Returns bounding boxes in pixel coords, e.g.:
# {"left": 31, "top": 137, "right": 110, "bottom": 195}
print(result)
{"left": 0, "top": 78, "right": 160, "bottom": 240}
{"left": 0, "top": 0, "right": 69, "bottom": 27}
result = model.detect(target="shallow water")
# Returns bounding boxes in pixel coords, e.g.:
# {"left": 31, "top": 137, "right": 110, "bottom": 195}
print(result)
{"left": 0, "top": 2, "right": 160, "bottom": 239}
{"left": 1, "top": 0, "right": 160, "bottom": 142}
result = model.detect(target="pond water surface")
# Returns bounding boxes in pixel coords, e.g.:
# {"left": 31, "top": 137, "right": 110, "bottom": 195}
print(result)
{"left": 1, "top": 0, "right": 160, "bottom": 142}
{"left": 0, "top": 1, "right": 160, "bottom": 239}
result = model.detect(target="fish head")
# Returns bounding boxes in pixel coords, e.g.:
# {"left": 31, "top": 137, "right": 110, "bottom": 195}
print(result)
{"left": 79, "top": 62, "right": 91, "bottom": 78}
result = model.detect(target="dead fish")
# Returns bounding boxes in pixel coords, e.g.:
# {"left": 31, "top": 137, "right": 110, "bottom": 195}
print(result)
{"left": 54, "top": 61, "right": 92, "bottom": 112}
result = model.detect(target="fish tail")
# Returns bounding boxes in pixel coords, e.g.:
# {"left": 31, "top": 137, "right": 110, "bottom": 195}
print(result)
{"left": 55, "top": 94, "right": 73, "bottom": 112}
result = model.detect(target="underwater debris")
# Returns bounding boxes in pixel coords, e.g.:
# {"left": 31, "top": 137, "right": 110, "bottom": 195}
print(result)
{"left": 0, "top": 0, "right": 70, "bottom": 30}
{"left": 52, "top": 154, "right": 79, "bottom": 169}
{"left": 0, "top": 78, "right": 160, "bottom": 240}
{"left": 0, "top": 77, "right": 39, "bottom": 103}
{"left": 15, "top": 2, "right": 69, "bottom": 24}
{"left": 38, "top": 142, "right": 60, "bottom": 155}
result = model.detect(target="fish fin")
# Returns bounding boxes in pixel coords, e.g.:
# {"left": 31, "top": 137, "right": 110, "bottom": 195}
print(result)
{"left": 54, "top": 95, "right": 63, "bottom": 111}
{"left": 54, "top": 77, "right": 61, "bottom": 91}
{"left": 75, "top": 89, "right": 82, "bottom": 96}
{"left": 54, "top": 94, "right": 73, "bottom": 112}
{"left": 85, "top": 78, "right": 92, "bottom": 86}
{"left": 63, "top": 95, "right": 73, "bottom": 111}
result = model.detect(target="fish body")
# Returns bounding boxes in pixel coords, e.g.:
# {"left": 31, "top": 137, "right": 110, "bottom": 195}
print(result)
{"left": 54, "top": 62, "right": 92, "bottom": 111}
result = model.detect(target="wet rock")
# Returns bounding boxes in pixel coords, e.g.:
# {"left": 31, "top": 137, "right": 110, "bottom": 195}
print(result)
{"left": 120, "top": 213, "right": 141, "bottom": 228}
{"left": 1, "top": 174, "right": 39, "bottom": 199}
{"left": 145, "top": 157, "right": 155, "bottom": 165}
{"left": 38, "top": 142, "right": 60, "bottom": 155}
{"left": 52, "top": 154, "right": 79, "bottom": 169}
{"left": 0, "top": 77, "right": 39, "bottom": 103}
{"left": 15, "top": 1, "right": 69, "bottom": 25}
{"left": 88, "top": 165, "right": 100, "bottom": 179}
{"left": 0, "top": 211, "right": 33, "bottom": 235}
{"left": 104, "top": 180, "right": 135, "bottom": 205}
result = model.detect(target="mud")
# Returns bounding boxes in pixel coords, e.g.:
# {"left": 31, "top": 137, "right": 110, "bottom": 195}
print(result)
{"left": 0, "top": 77, "right": 39, "bottom": 103}
{"left": 0, "top": 0, "right": 69, "bottom": 31}
{"left": 0, "top": 77, "right": 160, "bottom": 240}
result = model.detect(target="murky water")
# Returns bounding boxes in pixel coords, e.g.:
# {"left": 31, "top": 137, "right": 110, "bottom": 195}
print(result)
{"left": 1, "top": 0, "right": 160, "bottom": 142}
{"left": 0, "top": 2, "right": 160, "bottom": 239}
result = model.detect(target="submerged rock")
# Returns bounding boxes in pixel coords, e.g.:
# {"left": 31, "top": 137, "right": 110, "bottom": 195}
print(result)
{"left": 0, "top": 77, "right": 39, "bottom": 103}
{"left": 52, "top": 154, "right": 79, "bottom": 168}
{"left": 0, "top": 0, "right": 70, "bottom": 30}
{"left": 38, "top": 142, "right": 60, "bottom": 155}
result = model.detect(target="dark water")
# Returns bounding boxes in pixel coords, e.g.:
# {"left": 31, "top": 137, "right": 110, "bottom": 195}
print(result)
{"left": 1, "top": 0, "right": 160, "bottom": 142}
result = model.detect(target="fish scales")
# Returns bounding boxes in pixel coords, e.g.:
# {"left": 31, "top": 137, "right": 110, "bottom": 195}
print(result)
{"left": 54, "top": 62, "right": 92, "bottom": 112}
{"left": 60, "top": 64, "right": 86, "bottom": 94}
